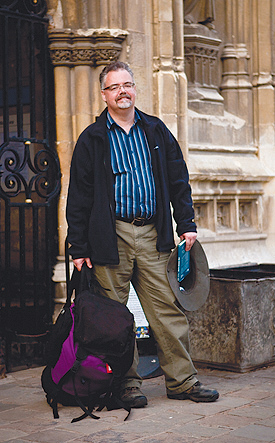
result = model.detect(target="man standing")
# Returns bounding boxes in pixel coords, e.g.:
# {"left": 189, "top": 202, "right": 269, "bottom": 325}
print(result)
{"left": 66, "top": 61, "right": 219, "bottom": 408}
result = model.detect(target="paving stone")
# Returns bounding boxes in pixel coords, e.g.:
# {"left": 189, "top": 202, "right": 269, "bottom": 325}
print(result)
{"left": 165, "top": 399, "right": 231, "bottom": 416}
{"left": 202, "top": 436, "right": 259, "bottom": 442}
{"left": 137, "top": 410, "right": 204, "bottom": 426}
{"left": 0, "top": 407, "right": 43, "bottom": 423}
{"left": 0, "top": 417, "right": 59, "bottom": 434}
{"left": 227, "top": 388, "right": 273, "bottom": 401}
{"left": 254, "top": 397, "right": 275, "bottom": 408}
{"left": 216, "top": 396, "right": 251, "bottom": 408}
{"left": 0, "top": 383, "right": 17, "bottom": 391}
{"left": 68, "top": 429, "right": 142, "bottom": 442}
{"left": 0, "top": 403, "right": 19, "bottom": 412}
{"left": 216, "top": 382, "right": 256, "bottom": 395}
{"left": 138, "top": 431, "right": 200, "bottom": 442}
{"left": 231, "top": 424, "right": 275, "bottom": 441}
{"left": 228, "top": 404, "right": 275, "bottom": 419}
{"left": 255, "top": 416, "right": 275, "bottom": 427}
{"left": 111, "top": 417, "right": 176, "bottom": 438}
{"left": 20, "top": 428, "right": 82, "bottom": 442}
{"left": 1, "top": 365, "right": 275, "bottom": 443}
{"left": 0, "top": 428, "right": 27, "bottom": 442}
{"left": 175, "top": 422, "right": 230, "bottom": 439}
{"left": 1, "top": 440, "right": 31, "bottom": 443}
{"left": 196, "top": 411, "right": 256, "bottom": 429}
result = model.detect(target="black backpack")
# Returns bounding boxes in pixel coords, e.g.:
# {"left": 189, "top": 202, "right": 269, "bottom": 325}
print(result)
{"left": 41, "top": 254, "right": 135, "bottom": 423}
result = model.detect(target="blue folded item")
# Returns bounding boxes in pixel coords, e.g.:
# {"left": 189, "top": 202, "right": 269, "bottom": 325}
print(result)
{"left": 177, "top": 240, "right": 190, "bottom": 282}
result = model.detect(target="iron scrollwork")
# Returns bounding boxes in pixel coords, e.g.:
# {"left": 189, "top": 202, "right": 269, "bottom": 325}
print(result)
{"left": 0, "top": 0, "right": 47, "bottom": 16}
{"left": 0, "top": 141, "right": 61, "bottom": 202}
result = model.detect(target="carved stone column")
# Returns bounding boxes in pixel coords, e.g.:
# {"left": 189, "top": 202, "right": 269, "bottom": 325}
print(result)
{"left": 220, "top": 0, "right": 253, "bottom": 142}
{"left": 186, "top": 0, "right": 274, "bottom": 268}
{"left": 184, "top": 24, "right": 223, "bottom": 115}
{"left": 49, "top": 28, "right": 127, "bottom": 251}
{"left": 251, "top": 0, "right": 275, "bottom": 255}
{"left": 48, "top": 28, "right": 127, "bottom": 318}
{"left": 251, "top": 1, "right": 275, "bottom": 156}
{"left": 152, "top": 0, "right": 188, "bottom": 159}
{"left": 173, "top": 0, "right": 189, "bottom": 160}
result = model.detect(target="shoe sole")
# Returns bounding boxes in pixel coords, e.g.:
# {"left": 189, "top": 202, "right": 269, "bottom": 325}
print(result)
{"left": 167, "top": 392, "right": 219, "bottom": 403}
{"left": 124, "top": 396, "right": 148, "bottom": 408}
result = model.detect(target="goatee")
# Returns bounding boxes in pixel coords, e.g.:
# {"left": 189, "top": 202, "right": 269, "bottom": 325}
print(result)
{"left": 116, "top": 94, "right": 132, "bottom": 109}
{"left": 117, "top": 100, "right": 132, "bottom": 109}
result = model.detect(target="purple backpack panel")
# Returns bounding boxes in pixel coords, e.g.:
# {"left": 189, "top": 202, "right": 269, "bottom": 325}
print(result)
{"left": 51, "top": 307, "right": 113, "bottom": 397}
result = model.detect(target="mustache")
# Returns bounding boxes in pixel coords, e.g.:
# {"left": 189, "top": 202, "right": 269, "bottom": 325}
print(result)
{"left": 116, "top": 93, "right": 131, "bottom": 102}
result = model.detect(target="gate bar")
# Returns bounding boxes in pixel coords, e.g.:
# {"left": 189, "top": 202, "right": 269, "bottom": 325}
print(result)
{"left": 19, "top": 205, "right": 26, "bottom": 308}
{"left": 30, "top": 21, "right": 36, "bottom": 139}
{"left": 3, "top": 15, "right": 9, "bottom": 142}
{"left": 16, "top": 18, "right": 23, "bottom": 139}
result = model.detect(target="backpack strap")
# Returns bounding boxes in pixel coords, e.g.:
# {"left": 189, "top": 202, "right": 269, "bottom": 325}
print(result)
{"left": 46, "top": 395, "right": 59, "bottom": 419}
{"left": 70, "top": 347, "right": 100, "bottom": 423}
{"left": 65, "top": 237, "right": 77, "bottom": 307}
{"left": 65, "top": 238, "right": 103, "bottom": 303}
{"left": 71, "top": 373, "right": 100, "bottom": 423}
{"left": 65, "top": 241, "right": 91, "bottom": 306}
{"left": 71, "top": 348, "right": 131, "bottom": 422}
{"left": 97, "top": 390, "right": 131, "bottom": 421}
{"left": 42, "top": 366, "right": 60, "bottom": 419}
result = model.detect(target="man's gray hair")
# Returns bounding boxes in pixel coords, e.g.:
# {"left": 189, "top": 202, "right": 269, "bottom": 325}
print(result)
{"left": 99, "top": 61, "right": 134, "bottom": 90}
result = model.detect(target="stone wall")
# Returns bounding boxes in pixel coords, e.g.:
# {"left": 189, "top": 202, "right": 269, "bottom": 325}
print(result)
{"left": 184, "top": 0, "right": 275, "bottom": 267}
{"left": 45, "top": 0, "right": 275, "bottom": 304}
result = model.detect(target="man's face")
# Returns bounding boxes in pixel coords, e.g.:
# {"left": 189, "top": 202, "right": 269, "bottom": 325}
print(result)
{"left": 101, "top": 69, "right": 136, "bottom": 112}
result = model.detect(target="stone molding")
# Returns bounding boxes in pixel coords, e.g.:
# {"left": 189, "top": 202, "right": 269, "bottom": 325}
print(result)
{"left": 153, "top": 56, "right": 185, "bottom": 73}
{"left": 221, "top": 43, "right": 252, "bottom": 91}
{"left": 48, "top": 28, "right": 128, "bottom": 67}
{"left": 184, "top": 40, "right": 220, "bottom": 86}
{"left": 184, "top": 24, "right": 223, "bottom": 115}
{"left": 184, "top": 25, "right": 221, "bottom": 86}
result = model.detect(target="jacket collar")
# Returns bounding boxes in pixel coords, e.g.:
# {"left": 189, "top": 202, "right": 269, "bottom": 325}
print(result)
{"left": 89, "top": 107, "right": 160, "bottom": 139}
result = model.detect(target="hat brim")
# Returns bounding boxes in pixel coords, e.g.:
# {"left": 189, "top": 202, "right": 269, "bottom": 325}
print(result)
{"left": 166, "top": 239, "right": 210, "bottom": 311}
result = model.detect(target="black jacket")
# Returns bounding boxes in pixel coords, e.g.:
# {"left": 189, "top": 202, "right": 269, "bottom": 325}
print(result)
{"left": 66, "top": 108, "right": 196, "bottom": 265}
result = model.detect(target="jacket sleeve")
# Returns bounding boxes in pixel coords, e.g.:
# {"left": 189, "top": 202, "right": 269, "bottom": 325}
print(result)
{"left": 161, "top": 122, "right": 197, "bottom": 236}
{"left": 66, "top": 130, "right": 94, "bottom": 259}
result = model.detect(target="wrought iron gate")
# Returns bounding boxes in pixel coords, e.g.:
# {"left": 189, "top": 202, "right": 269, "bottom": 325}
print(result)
{"left": 0, "top": 0, "right": 61, "bottom": 371}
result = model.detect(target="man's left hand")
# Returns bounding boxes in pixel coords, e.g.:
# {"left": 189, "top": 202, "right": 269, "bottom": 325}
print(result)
{"left": 180, "top": 232, "right": 197, "bottom": 251}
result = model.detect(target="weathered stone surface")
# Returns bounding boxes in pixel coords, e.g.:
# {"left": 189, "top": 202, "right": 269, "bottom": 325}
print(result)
{"left": 188, "top": 268, "right": 275, "bottom": 372}
{"left": 45, "top": 0, "right": 275, "bottom": 305}
{"left": 1, "top": 365, "right": 275, "bottom": 442}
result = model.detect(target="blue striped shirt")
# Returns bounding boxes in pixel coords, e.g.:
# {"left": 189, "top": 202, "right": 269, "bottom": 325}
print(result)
{"left": 107, "top": 111, "right": 156, "bottom": 219}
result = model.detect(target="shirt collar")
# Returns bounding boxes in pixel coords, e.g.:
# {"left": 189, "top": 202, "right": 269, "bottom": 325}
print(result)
{"left": 107, "top": 109, "right": 141, "bottom": 130}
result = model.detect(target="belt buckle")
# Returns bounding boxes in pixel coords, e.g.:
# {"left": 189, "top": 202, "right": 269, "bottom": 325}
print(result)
{"left": 132, "top": 217, "right": 145, "bottom": 227}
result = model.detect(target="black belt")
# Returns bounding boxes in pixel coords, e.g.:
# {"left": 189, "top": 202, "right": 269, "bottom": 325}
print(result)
{"left": 116, "top": 216, "right": 155, "bottom": 227}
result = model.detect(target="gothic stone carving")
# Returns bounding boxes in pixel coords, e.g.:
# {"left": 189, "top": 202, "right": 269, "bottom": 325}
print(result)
{"left": 193, "top": 195, "right": 260, "bottom": 235}
{"left": 184, "top": 32, "right": 221, "bottom": 90}
{"left": 184, "top": 25, "right": 223, "bottom": 114}
{"left": 184, "top": 0, "right": 215, "bottom": 29}
{"left": 48, "top": 29, "right": 128, "bottom": 67}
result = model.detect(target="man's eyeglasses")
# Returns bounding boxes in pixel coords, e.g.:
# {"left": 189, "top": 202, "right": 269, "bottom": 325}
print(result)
{"left": 102, "top": 82, "right": 135, "bottom": 92}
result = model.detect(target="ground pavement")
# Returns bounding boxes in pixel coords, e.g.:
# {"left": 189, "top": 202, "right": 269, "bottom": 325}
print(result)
{"left": 0, "top": 365, "right": 275, "bottom": 442}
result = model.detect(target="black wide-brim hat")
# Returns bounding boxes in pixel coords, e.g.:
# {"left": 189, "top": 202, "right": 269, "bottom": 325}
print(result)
{"left": 166, "top": 240, "right": 210, "bottom": 311}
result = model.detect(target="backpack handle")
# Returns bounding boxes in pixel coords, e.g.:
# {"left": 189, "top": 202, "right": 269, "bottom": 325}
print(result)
{"left": 79, "top": 262, "right": 94, "bottom": 293}
{"left": 65, "top": 237, "right": 90, "bottom": 306}
{"left": 65, "top": 237, "right": 103, "bottom": 306}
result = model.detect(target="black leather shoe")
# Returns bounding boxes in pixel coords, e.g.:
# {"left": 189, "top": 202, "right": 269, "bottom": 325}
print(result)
{"left": 119, "top": 387, "right": 148, "bottom": 408}
{"left": 167, "top": 381, "right": 219, "bottom": 403}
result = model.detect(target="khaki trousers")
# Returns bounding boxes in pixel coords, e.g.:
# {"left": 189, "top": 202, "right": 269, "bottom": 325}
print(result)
{"left": 93, "top": 220, "right": 197, "bottom": 395}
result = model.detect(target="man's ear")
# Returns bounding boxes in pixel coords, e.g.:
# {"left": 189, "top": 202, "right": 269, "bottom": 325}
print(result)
{"left": 101, "top": 90, "right": 107, "bottom": 102}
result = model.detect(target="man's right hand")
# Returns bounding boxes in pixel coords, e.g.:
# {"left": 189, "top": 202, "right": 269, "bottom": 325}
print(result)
{"left": 73, "top": 257, "right": 93, "bottom": 272}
